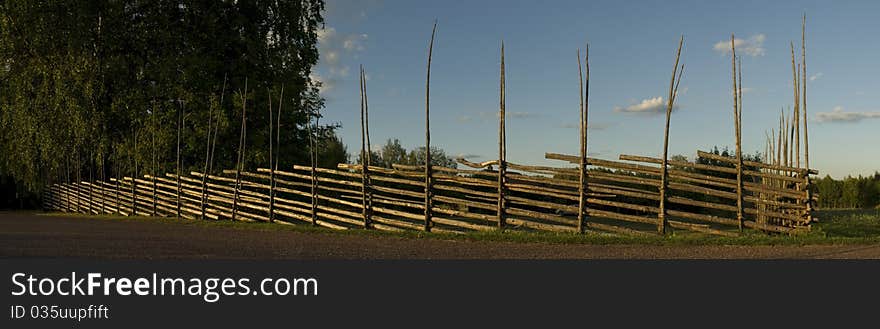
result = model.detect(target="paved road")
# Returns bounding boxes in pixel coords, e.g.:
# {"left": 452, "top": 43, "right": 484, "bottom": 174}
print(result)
{"left": 2, "top": 211, "right": 879, "bottom": 259}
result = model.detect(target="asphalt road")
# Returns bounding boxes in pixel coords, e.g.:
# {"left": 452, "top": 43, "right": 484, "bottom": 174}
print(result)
{"left": 2, "top": 211, "right": 880, "bottom": 259}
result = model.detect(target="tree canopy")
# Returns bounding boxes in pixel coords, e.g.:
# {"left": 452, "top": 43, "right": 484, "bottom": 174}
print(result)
{"left": 0, "top": 0, "right": 344, "bottom": 198}
{"left": 359, "top": 138, "right": 458, "bottom": 169}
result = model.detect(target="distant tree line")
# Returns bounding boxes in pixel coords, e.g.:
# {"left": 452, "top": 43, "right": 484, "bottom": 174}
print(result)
{"left": 355, "top": 138, "right": 458, "bottom": 169}
{"left": 813, "top": 174, "right": 880, "bottom": 209}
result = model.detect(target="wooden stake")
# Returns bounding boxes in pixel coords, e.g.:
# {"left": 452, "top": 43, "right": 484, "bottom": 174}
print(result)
{"left": 577, "top": 45, "right": 590, "bottom": 234}
{"left": 267, "top": 88, "right": 275, "bottom": 223}
{"left": 790, "top": 42, "right": 800, "bottom": 168}
{"left": 658, "top": 35, "right": 684, "bottom": 234}
{"left": 115, "top": 152, "right": 120, "bottom": 215}
{"left": 65, "top": 153, "right": 70, "bottom": 212}
{"left": 209, "top": 75, "right": 227, "bottom": 176}
{"left": 88, "top": 152, "right": 93, "bottom": 214}
{"left": 176, "top": 101, "right": 183, "bottom": 218}
{"left": 498, "top": 41, "right": 507, "bottom": 230}
{"left": 360, "top": 65, "right": 373, "bottom": 229}
{"left": 802, "top": 14, "right": 810, "bottom": 170}
{"left": 202, "top": 77, "right": 227, "bottom": 219}
{"left": 802, "top": 13, "right": 812, "bottom": 221}
{"left": 273, "top": 86, "right": 284, "bottom": 223}
{"left": 732, "top": 47, "right": 744, "bottom": 232}
{"left": 309, "top": 114, "right": 319, "bottom": 225}
{"left": 152, "top": 101, "right": 158, "bottom": 216}
{"left": 201, "top": 95, "right": 214, "bottom": 220}
{"left": 424, "top": 21, "right": 437, "bottom": 232}
{"left": 232, "top": 79, "right": 248, "bottom": 221}
{"left": 132, "top": 127, "right": 138, "bottom": 216}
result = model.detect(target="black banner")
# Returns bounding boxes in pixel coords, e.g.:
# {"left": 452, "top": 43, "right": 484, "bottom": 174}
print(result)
{"left": 2, "top": 260, "right": 878, "bottom": 327}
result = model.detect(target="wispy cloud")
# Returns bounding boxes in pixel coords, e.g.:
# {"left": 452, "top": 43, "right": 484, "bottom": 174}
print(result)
{"left": 809, "top": 72, "right": 823, "bottom": 81}
{"left": 713, "top": 34, "right": 766, "bottom": 57}
{"left": 559, "top": 123, "right": 612, "bottom": 130}
{"left": 458, "top": 111, "right": 543, "bottom": 123}
{"left": 613, "top": 96, "right": 679, "bottom": 115}
{"left": 816, "top": 106, "right": 880, "bottom": 123}
{"left": 315, "top": 26, "right": 369, "bottom": 95}
{"left": 456, "top": 153, "right": 482, "bottom": 160}
{"left": 508, "top": 111, "right": 539, "bottom": 119}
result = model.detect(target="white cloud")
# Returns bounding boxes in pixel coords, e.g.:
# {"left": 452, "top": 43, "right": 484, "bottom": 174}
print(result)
{"left": 809, "top": 72, "right": 823, "bottom": 81}
{"left": 456, "top": 153, "right": 482, "bottom": 160}
{"left": 342, "top": 34, "right": 368, "bottom": 52}
{"left": 713, "top": 34, "right": 766, "bottom": 57}
{"left": 613, "top": 96, "right": 679, "bottom": 114}
{"left": 816, "top": 106, "right": 880, "bottom": 123}
{"left": 309, "top": 72, "right": 336, "bottom": 93}
{"left": 315, "top": 26, "right": 369, "bottom": 96}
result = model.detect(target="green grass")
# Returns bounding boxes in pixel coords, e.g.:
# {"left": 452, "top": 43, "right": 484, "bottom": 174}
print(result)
{"left": 38, "top": 208, "right": 880, "bottom": 246}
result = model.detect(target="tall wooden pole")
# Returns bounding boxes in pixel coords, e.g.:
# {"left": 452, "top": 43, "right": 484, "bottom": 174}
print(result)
{"left": 363, "top": 69, "right": 372, "bottom": 229}
{"left": 309, "top": 114, "right": 319, "bottom": 225}
{"left": 802, "top": 14, "right": 810, "bottom": 170}
{"left": 115, "top": 152, "right": 120, "bottom": 215}
{"left": 132, "top": 127, "right": 138, "bottom": 216}
{"left": 802, "top": 13, "right": 812, "bottom": 222}
{"left": 201, "top": 96, "right": 214, "bottom": 220}
{"left": 790, "top": 43, "right": 800, "bottom": 168}
{"left": 273, "top": 86, "right": 284, "bottom": 223}
{"left": 232, "top": 79, "right": 248, "bottom": 221}
{"left": 658, "top": 36, "right": 684, "bottom": 234}
{"left": 208, "top": 76, "right": 226, "bottom": 177}
{"left": 731, "top": 38, "right": 744, "bottom": 231}
{"left": 175, "top": 101, "right": 183, "bottom": 218}
{"left": 65, "top": 153, "right": 70, "bottom": 212}
{"left": 497, "top": 42, "right": 507, "bottom": 230}
{"left": 76, "top": 149, "right": 80, "bottom": 212}
{"left": 360, "top": 65, "right": 373, "bottom": 229}
{"left": 423, "top": 21, "right": 437, "bottom": 232}
{"left": 88, "top": 152, "right": 93, "bottom": 214}
{"left": 577, "top": 45, "right": 590, "bottom": 234}
{"left": 152, "top": 101, "right": 158, "bottom": 216}
{"left": 267, "top": 88, "right": 275, "bottom": 223}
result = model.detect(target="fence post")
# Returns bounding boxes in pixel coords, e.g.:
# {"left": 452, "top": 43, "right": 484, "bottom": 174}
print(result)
{"left": 115, "top": 162, "right": 121, "bottom": 215}
{"left": 497, "top": 42, "right": 507, "bottom": 230}
{"left": 360, "top": 66, "right": 373, "bottom": 229}
{"left": 658, "top": 36, "right": 684, "bottom": 235}
{"left": 308, "top": 114, "right": 319, "bottom": 225}
{"left": 100, "top": 156, "right": 106, "bottom": 214}
{"left": 267, "top": 88, "right": 276, "bottom": 223}
{"left": 232, "top": 80, "right": 248, "bottom": 221}
{"left": 423, "top": 21, "right": 437, "bottom": 232}
{"left": 132, "top": 128, "right": 138, "bottom": 216}
{"left": 732, "top": 37, "right": 744, "bottom": 231}
{"left": 88, "top": 156, "right": 93, "bottom": 214}
{"left": 577, "top": 45, "right": 590, "bottom": 234}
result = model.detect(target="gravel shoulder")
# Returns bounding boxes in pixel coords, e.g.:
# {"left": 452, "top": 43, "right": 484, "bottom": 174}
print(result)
{"left": 2, "top": 211, "right": 879, "bottom": 259}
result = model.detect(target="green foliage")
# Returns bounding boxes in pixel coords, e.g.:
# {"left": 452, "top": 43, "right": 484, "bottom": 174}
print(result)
{"left": 813, "top": 173, "right": 880, "bottom": 209}
{"left": 358, "top": 138, "right": 458, "bottom": 169}
{"left": 0, "top": 0, "right": 329, "bottom": 195}
{"left": 379, "top": 138, "right": 407, "bottom": 168}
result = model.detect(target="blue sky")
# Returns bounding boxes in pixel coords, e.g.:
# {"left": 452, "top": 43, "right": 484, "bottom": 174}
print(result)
{"left": 313, "top": 0, "right": 879, "bottom": 179}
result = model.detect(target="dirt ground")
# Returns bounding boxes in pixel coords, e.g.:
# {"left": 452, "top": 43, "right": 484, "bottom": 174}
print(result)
{"left": 2, "top": 211, "right": 880, "bottom": 259}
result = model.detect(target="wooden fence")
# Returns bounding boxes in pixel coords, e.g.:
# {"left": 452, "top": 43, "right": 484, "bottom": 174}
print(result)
{"left": 43, "top": 149, "right": 815, "bottom": 237}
